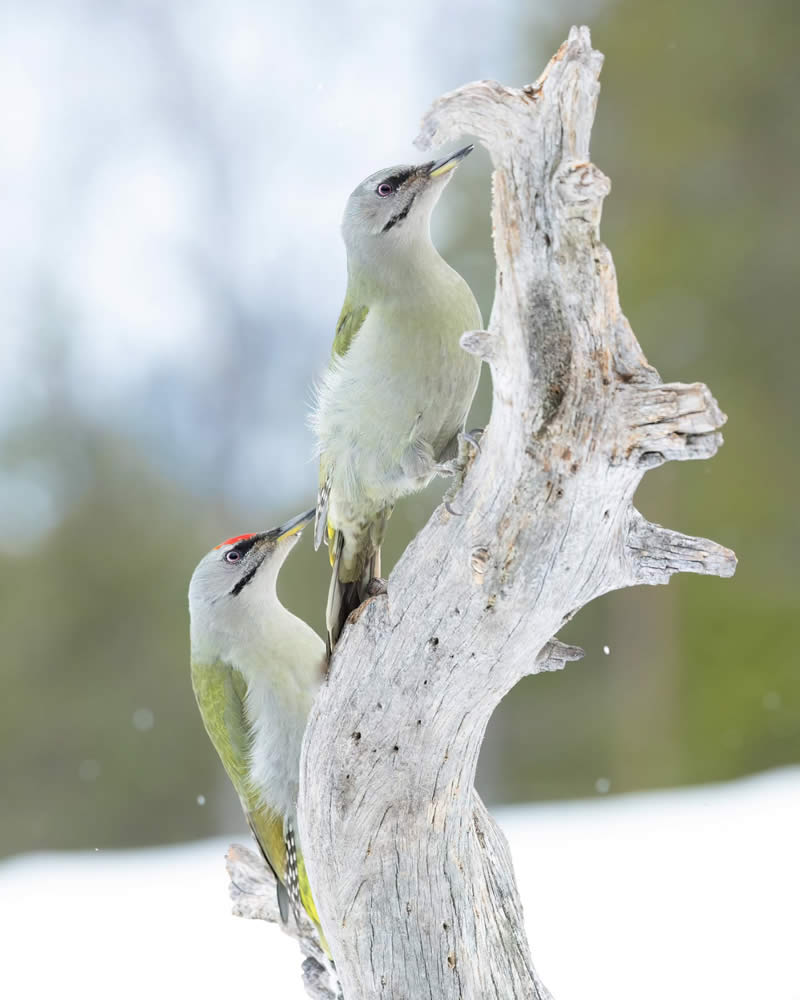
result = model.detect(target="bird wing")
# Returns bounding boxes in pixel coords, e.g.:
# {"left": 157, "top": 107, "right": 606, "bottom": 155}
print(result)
{"left": 190, "top": 659, "right": 289, "bottom": 915}
{"left": 313, "top": 297, "right": 370, "bottom": 551}
{"left": 191, "top": 658, "right": 252, "bottom": 795}
{"left": 332, "top": 298, "right": 369, "bottom": 360}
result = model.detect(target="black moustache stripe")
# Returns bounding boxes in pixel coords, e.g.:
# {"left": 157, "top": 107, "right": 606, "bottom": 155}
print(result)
{"left": 230, "top": 563, "right": 259, "bottom": 596}
{"left": 382, "top": 193, "right": 416, "bottom": 233}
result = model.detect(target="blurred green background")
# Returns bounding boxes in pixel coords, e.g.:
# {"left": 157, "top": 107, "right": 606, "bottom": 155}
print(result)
{"left": 1, "top": 0, "right": 797, "bottom": 857}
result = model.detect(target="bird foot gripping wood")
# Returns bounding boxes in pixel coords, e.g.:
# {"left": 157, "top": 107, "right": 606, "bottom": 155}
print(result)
{"left": 365, "top": 576, "right": 387, "bottom": 598}
{"left": 437, "top": 428, "right": 483, "bottom": 515}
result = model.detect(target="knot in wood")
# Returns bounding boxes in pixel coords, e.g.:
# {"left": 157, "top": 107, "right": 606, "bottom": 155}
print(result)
{"left": 556, "top": 159, "right": 610, "bottom": 226}
{"left": 471, "top": 546, "right": 490, "bottom": 582}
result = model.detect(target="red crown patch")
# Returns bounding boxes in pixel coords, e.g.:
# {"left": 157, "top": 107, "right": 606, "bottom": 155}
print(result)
{"left": 214, "top": 533, "right": 255, "bottom": 550}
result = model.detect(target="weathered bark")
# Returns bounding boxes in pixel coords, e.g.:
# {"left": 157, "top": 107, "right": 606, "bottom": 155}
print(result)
{"left": 227, "top": 25, "right": 735, "bottom": 998}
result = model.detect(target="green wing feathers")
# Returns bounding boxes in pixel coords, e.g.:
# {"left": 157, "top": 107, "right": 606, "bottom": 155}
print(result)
{"left": 314, "top": 297, "right": 369, "bottom": 554}
{"left": 191, "top": 660, "right": 253, "bottom": 802}
{"left": 191, "top": 660, "right": 321, "bottom": 929}
{"left": 332, "top": 300, "right": 368, "bottom": 359}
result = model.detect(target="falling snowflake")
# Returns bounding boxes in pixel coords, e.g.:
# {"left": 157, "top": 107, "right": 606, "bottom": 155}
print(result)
{"left": 132, "top": 708, "right": 155, "bottom": 731}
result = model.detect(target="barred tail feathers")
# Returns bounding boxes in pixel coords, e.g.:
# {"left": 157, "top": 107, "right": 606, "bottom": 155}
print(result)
{"left": 313, "top": 464, "right": 332, "bottom": 552}
{"left": 247, "top": 810, "right": 325, "bottom": 950}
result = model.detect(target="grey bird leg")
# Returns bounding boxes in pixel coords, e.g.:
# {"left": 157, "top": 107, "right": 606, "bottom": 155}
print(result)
{"left": 435, "top": 429, "right": 483, "bottom": 514}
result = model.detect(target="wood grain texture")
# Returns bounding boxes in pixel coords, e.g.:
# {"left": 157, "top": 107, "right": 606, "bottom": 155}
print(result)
{"left": 228, "top": 26, "right": 735, "bottom": 998}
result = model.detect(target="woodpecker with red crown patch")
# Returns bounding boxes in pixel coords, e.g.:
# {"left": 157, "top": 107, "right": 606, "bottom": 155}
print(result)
{"left": 188, "top": 508, "right": 327, "bottom": 941}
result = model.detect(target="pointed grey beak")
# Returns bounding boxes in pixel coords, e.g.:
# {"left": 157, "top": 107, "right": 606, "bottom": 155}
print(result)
{"left": 426, "top": 144, "right": 474, "bottom": 178}
{"left": 263, "top": 507, "right": 316, "bottom": 544}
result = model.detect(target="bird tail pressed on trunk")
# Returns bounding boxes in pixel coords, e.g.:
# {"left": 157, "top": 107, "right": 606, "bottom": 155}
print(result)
{"left": 325, "top": 505, "right": 391, "bottom": 654}
{"left": 325, "top": 533, "right": 381, "bottom": 656}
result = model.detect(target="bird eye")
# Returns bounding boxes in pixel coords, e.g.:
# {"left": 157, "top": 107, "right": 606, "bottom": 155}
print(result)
{"left": 376, "top": 182, "right": 394, "bottom": 197}
{"left": 225, "top": 550, "right": 241, "bottom": 563}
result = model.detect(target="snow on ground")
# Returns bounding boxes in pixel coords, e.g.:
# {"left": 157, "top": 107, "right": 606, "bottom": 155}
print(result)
{"left": 2, "top": 768, "right": 798, "bottom": 1000}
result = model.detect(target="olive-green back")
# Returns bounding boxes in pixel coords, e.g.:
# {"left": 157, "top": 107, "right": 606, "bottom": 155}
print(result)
{"left": 190, "top": 659, "right": 320, "bottom": 927}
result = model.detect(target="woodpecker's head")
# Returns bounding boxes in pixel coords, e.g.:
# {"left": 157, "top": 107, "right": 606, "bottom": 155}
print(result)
{"left": 189, "top": 508, "right": 315, "bottom": 623}
{"left": 341, "top": 144, "right": 473, "bottom": 256}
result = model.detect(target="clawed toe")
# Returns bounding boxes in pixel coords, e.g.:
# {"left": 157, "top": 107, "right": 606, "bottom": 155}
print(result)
{"left": 366, "top": 577, "right": 388, "bottom": 597}
{"left": 434, "top": 460, "right": 459, "bottom": 477}
{"left": 463, "top": 428, "right": 484, "bottom": 452}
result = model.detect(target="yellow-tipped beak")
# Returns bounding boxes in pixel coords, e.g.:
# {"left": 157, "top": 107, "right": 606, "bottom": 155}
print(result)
{"left": 270, "top": 507, "right": 316, "bottom": 543}
{"left": 427, "top": 143, "right": 474, "bottom": 178}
